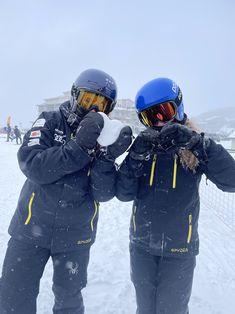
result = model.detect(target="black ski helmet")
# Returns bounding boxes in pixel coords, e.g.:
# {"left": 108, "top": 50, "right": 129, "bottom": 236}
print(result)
{"left": 71, "top": 69, "right": 117, "bottom": 114}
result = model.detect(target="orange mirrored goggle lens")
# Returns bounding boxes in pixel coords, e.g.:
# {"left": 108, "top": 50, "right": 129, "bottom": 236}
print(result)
{"left": 77, "top": 90, "right": 112, "bottom": 114}
{"left": 139, "top": 102, "right": 176, "bottom": 126}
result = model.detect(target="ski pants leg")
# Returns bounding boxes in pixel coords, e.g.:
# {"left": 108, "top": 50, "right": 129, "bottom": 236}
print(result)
{"left": 52, "top": 248, "right": 90, "bottom": 314}
{"left": 0, "top": 237, "right": 50, "bottom": 314}
{"left": 130, "top": 245, "right": 196, "bottom": 314}
{"left": 130, "top": 245, "right": 159, "bottom": 314}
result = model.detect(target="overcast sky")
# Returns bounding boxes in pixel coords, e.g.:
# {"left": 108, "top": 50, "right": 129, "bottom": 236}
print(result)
{"left": 0, "top": 0, "right": 234, "bottom": 128}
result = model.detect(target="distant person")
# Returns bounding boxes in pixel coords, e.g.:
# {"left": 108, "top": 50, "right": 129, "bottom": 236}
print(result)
{"left": 13, "top": 125, "right": 22, "bottom": 145}
{"left": 6, "top": 124, "right": 11, "bottom": 142}
{"left": 0, "top": 69, "right": 132, "bottom": 314}
{"left": 116, "top": 77, "right": 235, "bottom": 314}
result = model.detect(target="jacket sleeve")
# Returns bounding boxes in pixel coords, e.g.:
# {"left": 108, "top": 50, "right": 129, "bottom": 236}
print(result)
{"left": 116, "top": 155, "right": 140, "bottom": 202}
{"left": 18, "top": 113, "right": 92, "bottom": 185}
{"left": 89, "top": 157, "right": 116, "bottom": 202}
{"left": 202, "top": 139, "right": 235, "bottom": 192}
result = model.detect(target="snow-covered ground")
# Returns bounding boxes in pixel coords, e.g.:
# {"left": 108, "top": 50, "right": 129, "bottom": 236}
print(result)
{"left": 0, "top": 136, "right": 235, "bottom": 314}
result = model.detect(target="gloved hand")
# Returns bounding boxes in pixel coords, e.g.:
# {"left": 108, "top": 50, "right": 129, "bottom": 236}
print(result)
{"left": 158, "top": 123, "right": 196, "bottom": 152}
{"left": 100, "top": 126, "right": 133, "bottom": 161}
{"left": 76, "top": 111, "right": 104, "bottom": 151}
{"left": 159, "top": 123, "right": 209, "bottom": 162}
{"left": 159, "top": 123, "right": 199, "bottom": 150}
{"left": 129, "top": 128, "right": 159, "bottom": 160}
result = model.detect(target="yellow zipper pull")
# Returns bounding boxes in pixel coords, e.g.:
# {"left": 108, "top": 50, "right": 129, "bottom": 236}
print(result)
{"left": 91, "top": 201, "right": 99, "bottom": 231}
{"left": 25, "top": 192, "right": 35, "bottom": 225}
{"left": 149, "top": 154, "right": 157, "bottom": 186}
{"left": 187, "top": 214, "right": 193, "bottom": 243}
{"left": 172, "top": 155, "right": 178, "bottom": 189}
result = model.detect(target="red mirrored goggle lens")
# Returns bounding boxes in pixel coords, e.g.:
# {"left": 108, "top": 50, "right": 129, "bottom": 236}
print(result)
{"left": 77, "top": 90, "right": 112, "bottom": 114}
{"left": 139, "top": 102, "right": 176, "bottom": 126}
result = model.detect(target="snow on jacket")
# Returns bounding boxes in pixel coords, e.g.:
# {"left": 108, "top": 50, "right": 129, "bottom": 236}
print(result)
{"left": 116, "top": 138, "right": 235, "bottom": 258}
{"left": 8, "top": 101, "right": 116, "bottom": 253}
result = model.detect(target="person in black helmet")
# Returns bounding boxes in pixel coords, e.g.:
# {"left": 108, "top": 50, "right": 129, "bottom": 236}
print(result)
{"left": 0, "top": 69, "right": 132, "bottom": 314}
{"left": 13, "top": 125, "right": 22, "bottom": 145}
{"left": 116, "top": 77, "right": 235, "bottom": 314}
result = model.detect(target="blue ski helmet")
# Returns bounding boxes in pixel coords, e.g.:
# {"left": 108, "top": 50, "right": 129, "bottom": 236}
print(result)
{"left": 135, "top": 77, "right": 184, "bottom": 125}
{"left": 71, "top": 69, "right": 117, "bottom": 114}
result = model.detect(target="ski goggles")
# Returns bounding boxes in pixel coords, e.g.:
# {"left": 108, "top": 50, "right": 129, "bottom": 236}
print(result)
{"left": 76, "top": 89, "right": 113, "bottom": 114}
{"left": 138, "top": 101, "right": 177, "bottom": 127}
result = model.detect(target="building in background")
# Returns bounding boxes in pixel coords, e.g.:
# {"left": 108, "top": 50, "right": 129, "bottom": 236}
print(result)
{"left": 227, "top": 131, "right": 235, "bottom": 151}
{"left": 37, "top": 91, "right": 71, "bottom": 115}
{"left": 37, "top": 92, "right": 143, "bottom": 134}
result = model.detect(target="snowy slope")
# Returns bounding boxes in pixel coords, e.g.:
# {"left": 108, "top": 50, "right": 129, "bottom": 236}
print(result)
{"left": 0, "top": 137, "right": 235, "bottom": 314}
{"left": 194, "top": 106, "right": 235, "bottom": 135}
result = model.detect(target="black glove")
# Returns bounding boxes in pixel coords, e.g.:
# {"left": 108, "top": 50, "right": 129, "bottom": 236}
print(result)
{"left": 129, "top": 128, "right": 160, "bottom": 160}
{"left": 159, "top": 123, "right": 197, "bottom": 152}
{"left": 76, "top": 111, "right": 104, "bottom": 151}
{"left": 159, "top": 123, "right": 209, "bottom": 162}
{"left": 100, "top": 126, "right": 133, "bottom": 161}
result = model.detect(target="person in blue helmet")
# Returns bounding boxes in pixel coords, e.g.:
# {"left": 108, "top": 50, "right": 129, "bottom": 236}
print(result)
{"left": 116, "top": 77, "right": 235, "bottom": 314}
{"left": 0, "top": 69, "right": 132, "bottom": 314}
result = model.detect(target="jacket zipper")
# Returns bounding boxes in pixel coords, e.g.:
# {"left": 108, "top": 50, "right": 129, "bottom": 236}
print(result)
{"left": 24, "top": 192, "right": 35, "bottom": 225}
{"left": 132, "top": 204, "right": 137, "bottom": 232}
{"left": 91, "top": 201, "right": 99, "bottom": 231}
{"left": 187, "top": 214, "right": 193, "bottom": 243}
{"left": 172, "top": 155, "right": 178, "bottom": 189}
{"left": 149, "top": 154, "right": 157, "bottom": 186}
{"left": 150, "top": 154, "right": 177, "bottom": 188}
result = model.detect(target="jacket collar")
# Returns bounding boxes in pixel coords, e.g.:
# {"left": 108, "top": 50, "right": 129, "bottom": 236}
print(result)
{"left": 60, "top": 101, "right": 84, "bottom": 131}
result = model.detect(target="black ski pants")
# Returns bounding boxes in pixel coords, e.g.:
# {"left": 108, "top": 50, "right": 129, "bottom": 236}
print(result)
{"left": 0, "top": 237, "right": 90, "bottom": 314}
{"left": 15, "top": 136, "right": 22, "bottom": 145}
{"left": 130, "top": 245, "right": 196, "bottom": 314}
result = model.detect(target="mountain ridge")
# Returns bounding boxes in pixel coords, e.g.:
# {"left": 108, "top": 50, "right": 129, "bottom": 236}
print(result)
{"left": 193, "top": 107, "right": 235, "bottom": 135}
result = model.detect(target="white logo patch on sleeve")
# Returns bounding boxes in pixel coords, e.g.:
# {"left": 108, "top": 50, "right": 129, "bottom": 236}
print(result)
{"left": 30, "top": 130, "right": 41, "bottom": 138}
{"left": 28, "top": 138, "right": 40, "bottom": 146}
{"left": 32, "top": 118, "right": 46, "bottom": 128}
{"left": 54, "top": 133, "right": 66, "bottom": 144}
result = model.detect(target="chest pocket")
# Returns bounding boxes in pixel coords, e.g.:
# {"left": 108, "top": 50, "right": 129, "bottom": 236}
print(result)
{"left": 147, "top": 154, "right": 178, "bottom": 189}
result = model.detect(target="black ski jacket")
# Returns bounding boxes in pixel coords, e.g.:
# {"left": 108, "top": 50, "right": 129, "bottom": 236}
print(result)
{"left": 116, "top": 140, "right": 235, "bottom": 257}
{"left": 8, "top": 102, "right": 116, "bottom": 253}
{"left": 14, "top": 127, "right": 21, "bottom": 137}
